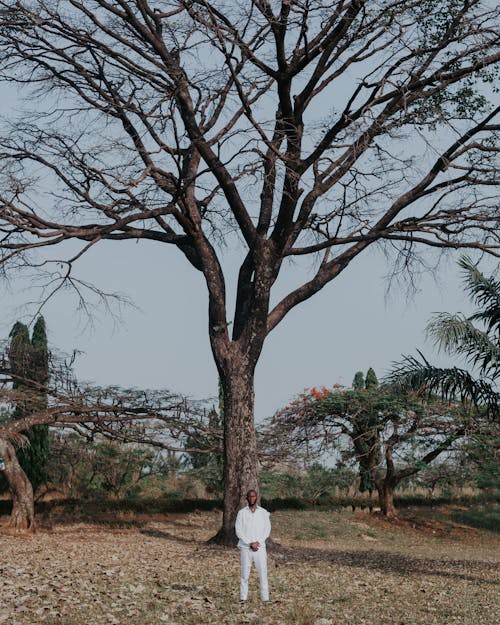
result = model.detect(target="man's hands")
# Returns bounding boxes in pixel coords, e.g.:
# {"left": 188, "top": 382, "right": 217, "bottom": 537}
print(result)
{"left": 249, "top": 542, "right": 260, "bottom": 551}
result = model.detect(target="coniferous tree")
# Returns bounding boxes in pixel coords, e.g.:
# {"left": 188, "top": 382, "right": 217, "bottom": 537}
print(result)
{"left": 8, "top": 321, "right": 31, "bottom": 416}
{"left": 365, "top": 368, "right": 379, "bottom": 390}
{"left": 353, "top": 371, "right": 365, "bottom": 391}
{"left": 357, "top": 369, "right": 380, "bottom": 494}
{"left": 31, "top": 316, "right": 49, "bottom": 389}
{"left": 9, "top": 317, "right": 50, "bottom": 492}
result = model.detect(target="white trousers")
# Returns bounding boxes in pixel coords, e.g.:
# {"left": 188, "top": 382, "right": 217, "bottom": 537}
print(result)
{"left": 239, "top": 546, "right": 269, "bottom": 601}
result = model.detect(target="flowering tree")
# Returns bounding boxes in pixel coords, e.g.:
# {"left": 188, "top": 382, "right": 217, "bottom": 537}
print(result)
{"left": 0, "top": 1, "right": 499, "bottom": 542}
{"left": 263, "top": 376, "right": 476, "bottom": 516}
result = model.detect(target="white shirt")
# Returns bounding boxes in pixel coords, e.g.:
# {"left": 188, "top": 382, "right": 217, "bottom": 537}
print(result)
{"left": 235, "top": 505, "right": 271, "bottom": 549}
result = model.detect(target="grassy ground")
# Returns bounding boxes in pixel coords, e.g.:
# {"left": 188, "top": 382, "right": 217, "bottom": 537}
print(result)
{"left": 0, "top": 505, "right": 498, "bottom": 625}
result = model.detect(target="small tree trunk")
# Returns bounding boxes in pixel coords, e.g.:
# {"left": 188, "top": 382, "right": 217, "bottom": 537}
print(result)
{"left": 0, "top": 439, "right": 35, "bottom": 532}
{"left": 210, "top": 362, "right": 259, "bottom": 546}
{"left": 378, "top": 481, "right": 397, "bottom": 518}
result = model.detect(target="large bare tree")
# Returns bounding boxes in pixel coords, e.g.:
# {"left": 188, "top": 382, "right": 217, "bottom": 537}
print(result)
{"left": 0, "top": 1, "right": 498, "bottom": 543}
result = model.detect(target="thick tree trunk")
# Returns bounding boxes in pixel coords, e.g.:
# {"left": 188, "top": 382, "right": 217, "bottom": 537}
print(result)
{"left": 378, "top": 481, "right": 397, "bottom": 518}
{"left": 0, "top": 439, "right": 35, "bottom": 532}
{"left": 209, "top": 362, "right": 259, "bottom": 546}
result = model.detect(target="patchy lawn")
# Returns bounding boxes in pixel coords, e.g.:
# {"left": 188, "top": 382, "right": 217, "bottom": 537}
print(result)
{"left": 0, "top": 507, "right": 498, "bottom": 625}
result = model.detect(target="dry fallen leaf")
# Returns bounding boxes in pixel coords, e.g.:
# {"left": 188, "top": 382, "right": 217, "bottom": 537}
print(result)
{"left": 0, "top": 510, "right": 498, "bottom": 625}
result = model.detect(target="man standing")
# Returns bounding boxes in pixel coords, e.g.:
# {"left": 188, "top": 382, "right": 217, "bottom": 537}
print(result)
{"left": 235, "top": 489, "right": 271, "bottom": 604}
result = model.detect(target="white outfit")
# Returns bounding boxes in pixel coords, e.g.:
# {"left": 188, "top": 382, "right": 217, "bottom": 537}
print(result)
{"left": 235, "top": 505, "right": 271, "bottom": 602}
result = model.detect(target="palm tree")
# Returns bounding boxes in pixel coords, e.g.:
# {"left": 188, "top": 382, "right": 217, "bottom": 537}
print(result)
{"left": 387, "top": 257, "right": 500, "bottom": 419}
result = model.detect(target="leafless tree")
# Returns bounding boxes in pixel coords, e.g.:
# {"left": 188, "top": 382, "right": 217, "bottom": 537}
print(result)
{"left": 0, "top": 1, "right": 498, "bottom": 543}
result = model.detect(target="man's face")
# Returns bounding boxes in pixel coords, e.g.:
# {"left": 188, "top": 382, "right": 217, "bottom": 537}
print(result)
{"left": 247, "top": 491, "right": 258, "bottom": 506}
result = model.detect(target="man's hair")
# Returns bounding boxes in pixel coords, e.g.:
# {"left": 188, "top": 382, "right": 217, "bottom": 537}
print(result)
{"left": 246, "top": 489, "right": 258, "bottom": 498}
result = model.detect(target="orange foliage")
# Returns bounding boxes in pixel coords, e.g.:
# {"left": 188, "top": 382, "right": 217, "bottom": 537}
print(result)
{"left": 310, "top": 386, "right": 330, "bottom": 400}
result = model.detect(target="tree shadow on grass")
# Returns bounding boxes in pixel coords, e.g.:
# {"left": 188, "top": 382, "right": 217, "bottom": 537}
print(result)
{"left": 130, "top": 530, "right": 498, "bottom": 588}
{"left": 269, "top": 543, "right": 498, "bottom": 586}
{"left": 139, "top": 527, "right": 201, "bottom": 543}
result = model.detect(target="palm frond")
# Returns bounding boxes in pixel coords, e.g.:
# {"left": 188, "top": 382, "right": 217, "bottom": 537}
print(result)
{"left": 387, "top": 259, "right": 500, "bottom": 421}
{"left": 469, "top": 305, "right": 500, "bottom": 335}
{"left": 426, "top": 313, "right": 500, "bottom": 378}
{"left": 459, "top": 256, "right": 500, "bottom": 333}
{"left": 386, "top": 354, "right": 499, "bottom": 418}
